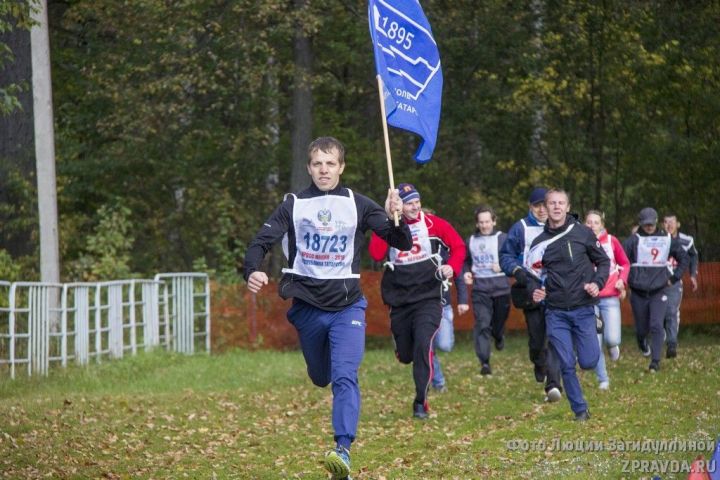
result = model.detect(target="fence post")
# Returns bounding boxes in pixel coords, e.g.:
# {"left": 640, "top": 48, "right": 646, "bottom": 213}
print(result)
{"left": 143, "top": 281, "right": 159, "bottom": 349}
{"left": 94, "top": 285, "right": 102, "bottom": 362}
{"left": 8, "top": 283, "right": 17, "bottom": 379}
{"left": 129, "top": 281, "right": 137, "bottom": 355}
{"left": 74, "top": 285, "right": 90, "bottom": 366}
{"left": 204, "top": 275, "right": 211, "bottom": 353}
{"left": 61, "top": 285, "right": 68, "bottom": 367}
{"left": 108, "top": 284, "right": 123, "bottom": 359}
{"left": 29, "top": 285, "right": 49, "bottom": 376}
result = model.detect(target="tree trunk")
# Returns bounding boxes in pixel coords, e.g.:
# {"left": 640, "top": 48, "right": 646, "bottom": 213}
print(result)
{"left": 266, "top": 56, "right": 285, "bottom": 279}
{"left": 289, "top": 0, "right": 313, "bottom": 194}
{"left": 530, "top": 0, "right": 547, "bottom": 166}
{"left": 590, "top": 2, "right": 607, "bottom": 209}
{"left": 0, "top": 21, "right": 36, "bottom": 258}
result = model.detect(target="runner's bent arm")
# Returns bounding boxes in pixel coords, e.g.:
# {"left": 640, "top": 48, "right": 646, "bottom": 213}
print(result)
{"left": 499, "top": 222, "right": 523, "bottom": 276}
{"left": 611, "top": 235, "right": 631, "bottom": 286}
{"left": 429, "top": 215, "right": 466, "bottom": 276}
{"left": 686, "top": 237, "right": 699, "bottom": 279}
{"left": 357, "top": 193, "right": 412, "bottom": 251}
{"left": 669, "top": 238, "right": 689, "bottom": 284}
{"left": 243, "top": 199, "right": 293, "bottom": 281}
{"left": 585, "top": 228, "right": 611, "bottom": 289}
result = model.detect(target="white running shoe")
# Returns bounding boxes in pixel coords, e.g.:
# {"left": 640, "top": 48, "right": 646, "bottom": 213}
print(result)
{"left": 545, "top": 387, "right": 562, "bottom": 403}
{"left": 599, "top": 381, "right": 610, "bottom": 390}
{"left": 608, "top": 346, "right": 620, "bottom": 361}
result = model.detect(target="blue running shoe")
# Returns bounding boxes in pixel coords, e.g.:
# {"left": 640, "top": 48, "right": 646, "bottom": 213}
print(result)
{"left": 413, "top": 401, "right": 429, "bottom": 420}
{"left": 324, "top": 446, "right": 351, "bottom": 479}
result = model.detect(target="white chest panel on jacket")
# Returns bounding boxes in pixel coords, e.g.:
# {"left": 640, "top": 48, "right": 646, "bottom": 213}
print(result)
{"left": 282, "top": 190, "right": 359, "bottom": 279}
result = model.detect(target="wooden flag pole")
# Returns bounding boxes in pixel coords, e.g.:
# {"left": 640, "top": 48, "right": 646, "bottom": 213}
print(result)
{"left": 376, "top": 74, "right": 400, "bottom": 226}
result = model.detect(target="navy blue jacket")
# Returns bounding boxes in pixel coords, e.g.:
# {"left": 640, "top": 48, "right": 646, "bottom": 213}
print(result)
{"left": 673, "top": 232, "right": 699, "bottom": 278}
{"left": 499, "top": 211, "right": 544, "bottom": 276}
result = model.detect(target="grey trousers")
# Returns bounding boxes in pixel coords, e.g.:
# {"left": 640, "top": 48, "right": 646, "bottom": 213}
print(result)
{"left": 663, "top": 281, "right": 683, "bottom": 348}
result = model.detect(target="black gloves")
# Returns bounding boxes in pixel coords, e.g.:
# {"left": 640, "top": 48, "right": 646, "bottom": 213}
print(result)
{"left": 513, "top": 268, "right": 528, "bottom": 287}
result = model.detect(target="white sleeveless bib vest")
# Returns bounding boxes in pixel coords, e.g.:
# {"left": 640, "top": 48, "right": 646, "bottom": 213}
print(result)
{"left": 470, "top": 232, "right": 504, "bottom": 278}
{"left": 632, "top": 233, "right": 671, "bottom": 268}
{"left": 282, "top": 190, "right": 359, "bottom": 279}
{"left": 388, "top": 212, "right": 433, "bottom": 266}
{"left": 521, "top": 219, "right": 545, "bottom": 261}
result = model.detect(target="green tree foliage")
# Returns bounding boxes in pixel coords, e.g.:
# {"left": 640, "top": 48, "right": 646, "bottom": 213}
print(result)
{"left": 0, "top": 166, "right": 36, "bottom": 267}
{"left": 53, "top": 0, "right": 297, "bottom": 278}
{"left": 68, "top": 204, "right": 134, "bottom": 281}
{"left": 1, "top": 0, "right": 716, "bottom": 280}
{"left": 0, "top": 248, "right": 22, "bottom": 279}
{"left": 0, "top": 0, "right": 33, "bottom": 115}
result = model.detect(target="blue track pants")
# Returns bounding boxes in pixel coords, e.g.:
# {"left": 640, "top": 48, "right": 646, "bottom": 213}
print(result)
{"left": 287, "top": 297, "right": 367, "bottom": 450}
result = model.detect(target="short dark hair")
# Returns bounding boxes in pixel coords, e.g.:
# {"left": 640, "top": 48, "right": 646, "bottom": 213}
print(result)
{"left": 545, "top": 188, "right": 571, "bottom": 205}
{"left": 663, "top": 213, "right": 678, "bottom": 221}
{"left": 474, "top": 204, "right": 496, "bottom": 222}
{"left": 307, "top": 137, "right": 345, "bottom": 164}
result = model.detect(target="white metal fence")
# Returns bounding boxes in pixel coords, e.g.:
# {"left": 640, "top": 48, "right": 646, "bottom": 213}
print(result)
{"left": 0, "top": 273, "right": 210, "bottom": 379}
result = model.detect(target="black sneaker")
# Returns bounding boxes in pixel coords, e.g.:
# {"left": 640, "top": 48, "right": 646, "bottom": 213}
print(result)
{"left": 637, "top": 336, "right": 651, "bottom": 357}
{"left": 595, "top": 314, "right": 604, "bottom": 334}
{"left": 649, "top": 361, "right": 660, "bottom": 373}
{"left": 666, "top": 346, "right": 677, "bottom": 359}
{"left": 480, "top": 363, "right": 492, "bottom": 376}
{"left": 534, "top": 365, "right": 546, "bottom": 383}
{"left": 574, "top": 410, "right": 590, "bottom": 422}
{"left": 413, "top": 401, "right": 428, "bottom": 420}
{"left": 495, "top": 336, "right": 505, "bottom": 351}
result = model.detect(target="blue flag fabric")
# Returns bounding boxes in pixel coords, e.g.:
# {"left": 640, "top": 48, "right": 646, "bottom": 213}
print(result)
{"left": 368, "top": 0, "right": 443, "bottom": 163}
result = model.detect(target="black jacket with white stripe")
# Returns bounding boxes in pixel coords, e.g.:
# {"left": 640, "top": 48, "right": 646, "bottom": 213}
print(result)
{"left": 243, "top": 183, "right": 412, "bottom": 311}
{"left": 529, "top": 217, "right": 610, "bottom": 310}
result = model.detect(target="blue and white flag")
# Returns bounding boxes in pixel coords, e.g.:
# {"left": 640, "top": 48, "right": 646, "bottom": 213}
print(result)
{"left": 368, "top": 0, "right": 443, "bottom": 163}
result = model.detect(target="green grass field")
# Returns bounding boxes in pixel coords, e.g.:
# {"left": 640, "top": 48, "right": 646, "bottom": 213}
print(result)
{"left": 1, "top": 327, "right": 719, "bottom": 479}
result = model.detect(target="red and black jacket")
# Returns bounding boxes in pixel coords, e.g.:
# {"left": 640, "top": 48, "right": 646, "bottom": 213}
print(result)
{"left": 369, "top": 212, "right": 466, "bottom": 308}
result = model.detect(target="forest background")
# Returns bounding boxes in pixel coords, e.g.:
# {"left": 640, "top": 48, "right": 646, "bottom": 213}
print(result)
{"left": 1, "top": 0, "right": 718, "bottom": 282}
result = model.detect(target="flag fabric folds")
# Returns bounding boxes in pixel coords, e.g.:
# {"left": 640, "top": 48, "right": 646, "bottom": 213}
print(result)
{"left": 368, "top": 0, "right": 443, "bottom": 163}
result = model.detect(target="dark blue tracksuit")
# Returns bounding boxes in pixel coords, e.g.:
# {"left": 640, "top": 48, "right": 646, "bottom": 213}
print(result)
{"left": 243, "top": 183, "right": 412, "bottom": 450}
{"left": 624, "top": 229, "right": 688, "bottom": 365}
{"left": 287, "top": 298, "right": 368, "bottom": 448}
{"left": 529, "top": 217, "right": 610, "bottom": 414}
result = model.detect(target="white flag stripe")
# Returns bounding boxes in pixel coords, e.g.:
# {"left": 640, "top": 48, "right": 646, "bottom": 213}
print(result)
{"left": 387, "top": 67, "right": 425, "bottom": 89}
{"left": 376, "top": 42, "right": 441, "bottom": 100}
{"left": 374, "top": 30, "right": 439, "bottom": 72}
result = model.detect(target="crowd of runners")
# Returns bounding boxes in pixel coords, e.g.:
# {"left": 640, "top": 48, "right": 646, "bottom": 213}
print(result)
{"left": 243, "top": 137, "right": 699, "bottom": 480}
